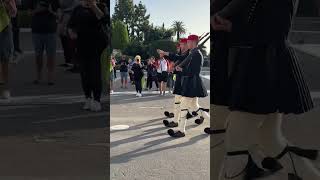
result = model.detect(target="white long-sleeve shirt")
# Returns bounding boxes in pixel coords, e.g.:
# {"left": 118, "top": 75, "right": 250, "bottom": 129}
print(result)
{"left": 157, "top": 58, "right": 168, "bottom": 73}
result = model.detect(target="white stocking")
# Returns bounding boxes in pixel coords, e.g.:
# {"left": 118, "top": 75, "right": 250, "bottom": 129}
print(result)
{"left": 177, "top": 97, "right": 193, "bottom": 133}
{"left": 191, "top": 98, "right": 210, "bottom": 120}
{"left": 259, "top": 113, "right": 320, "bottom": 179}
{"left": 221, "top": 111, "right": 266, "bottom": 180}
{"left": 211, "top": 105, "right": 230, "bottom": 180}
{"left": 173, "top": 95, "right": 182, "bottom": 123}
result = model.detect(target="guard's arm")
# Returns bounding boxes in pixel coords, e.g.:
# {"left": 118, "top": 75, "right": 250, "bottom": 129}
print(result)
{"left": 217, "top": 0, "right": 250, "bottom": 19}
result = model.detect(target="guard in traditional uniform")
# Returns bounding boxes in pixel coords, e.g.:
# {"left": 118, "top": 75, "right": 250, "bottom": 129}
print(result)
{"left": 213, "top": 0, "right": 320, "bottom": 179}
{"left": 206, "top": 0, "right": 233, "bottom": 179}
{"left": 158, "top": 38, "right": 191, "bottom": 128}
{"left": 167, "top": 34, "right": 209, "bottom": 138}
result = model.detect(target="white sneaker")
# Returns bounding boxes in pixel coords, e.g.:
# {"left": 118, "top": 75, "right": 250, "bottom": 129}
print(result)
{"left": 83, "top": 98, "right": 92, "bottom": 110}
{"left": 91, "top": 100, "right": 102, "bottom": 112}
{"left": 2, "top": 90, "right": 11, "bottom": 99}
{"left": 136, "top": 93, "right": 139, "bottom": 97}
{"left": 138, "top": 93, "right": 142, "bottom": 97}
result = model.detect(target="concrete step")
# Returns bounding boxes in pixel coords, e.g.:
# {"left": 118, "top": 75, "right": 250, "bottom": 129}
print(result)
{"left": 292, "top": 17, "right": 320, "bottom": 31}
{"left": 293, "top": 44, "right": 320, "bottom": 91}
{"left": 289, "top": 30, "right": 320, "bottom": 44}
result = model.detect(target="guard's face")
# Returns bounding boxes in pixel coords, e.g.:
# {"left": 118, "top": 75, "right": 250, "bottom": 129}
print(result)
{"left": 159, "top": 53, "right": 164, "bottom": 58}
{"left": 180, "top": 43, "right": 187, "bottom": 51}
{"left": 187, "top": 40, "right": 193, "bottom": 49}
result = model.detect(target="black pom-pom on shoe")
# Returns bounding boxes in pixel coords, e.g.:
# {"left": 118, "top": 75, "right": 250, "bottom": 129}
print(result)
{"left": 261, "top": 157, "right": 283, "bottom": 173}
{"left": 192, "top": 111, "right": 198, "bottom": 116}
{"left": 195, "top": 117, "right": 204, "bottom": 125}
{"left": 163, "top": 120, "right": 169, "bottom": 126}
{"left": 164, "top": 111, "right": 170, "bottom": 117}
{"left": 167, "top": 121, "right": 178, "bottom": 127}
{"left": 167, "top": 129, "right": 185, "bottom": 137}
{"left": 186, "top": 112, "right": 193, "bottom": 119}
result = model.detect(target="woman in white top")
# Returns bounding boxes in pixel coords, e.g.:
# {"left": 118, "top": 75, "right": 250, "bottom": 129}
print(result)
{"left": 156, "top": 52, "right": 168, "bottom": 96}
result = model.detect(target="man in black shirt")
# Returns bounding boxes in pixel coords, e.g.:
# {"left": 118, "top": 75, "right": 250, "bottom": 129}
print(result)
{"left": 119, "top": 55, "right": 128, "bottom": 88}
{"left": 27, "top": 0, "right": 59, "bottom": 85}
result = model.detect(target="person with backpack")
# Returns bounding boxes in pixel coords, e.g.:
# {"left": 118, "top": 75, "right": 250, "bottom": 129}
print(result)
{"left": 68, "top": 0, "right": 107, "bottom": 112}
{"left": 0, "top": 0, "right": 16, "bottom": 99}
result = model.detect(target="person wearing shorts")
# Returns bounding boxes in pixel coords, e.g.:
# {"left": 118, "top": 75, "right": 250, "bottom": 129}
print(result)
{"left": 28, "top": 0, "right": 59, "bottom": 85}
{"left": 156, "top": 53, "right": 168, "bottom": 96}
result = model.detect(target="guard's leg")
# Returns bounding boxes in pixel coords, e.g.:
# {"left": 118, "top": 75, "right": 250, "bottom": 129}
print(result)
{"left": 191, "top": 97, "right": 210, "bottom": 125}
{"left": 259, "top": 113, "right": 320, "bottom": 180}
{"left": 168, "top": 97, "right": 193, "bottom": 138}
{"left": 208, "top": 105, "right": 230, "bottom": 180}
{"left": 163, "top": 95, "right": 181, "bottom": 127}
{"left": 221, "top": 111, "right": 284, "bottom": 180}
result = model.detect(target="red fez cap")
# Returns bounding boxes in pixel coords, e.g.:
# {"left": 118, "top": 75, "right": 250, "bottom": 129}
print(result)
{"left": 179, "top": 38, "right": 188, "bottom": 43}
{"left": 187, "top": 35, "right": 199, "bottom": 41}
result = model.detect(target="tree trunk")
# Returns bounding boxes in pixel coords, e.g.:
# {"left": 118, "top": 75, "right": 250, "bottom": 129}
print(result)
{"left": 177, "top": 31, "right": 180, "bottom": 41}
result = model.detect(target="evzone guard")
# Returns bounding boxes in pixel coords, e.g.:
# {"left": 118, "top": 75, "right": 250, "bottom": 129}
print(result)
{"left": 158, "top": 38, "right": 192, "bottom": 128}
{"left": 211, "top": 0, "right": 320, "bottom": 179}
{"left": 160, "top": 36, "right": 210, "bottom": 128}
{"left": 165, "top": 34, "right": 209, "bottom": 137}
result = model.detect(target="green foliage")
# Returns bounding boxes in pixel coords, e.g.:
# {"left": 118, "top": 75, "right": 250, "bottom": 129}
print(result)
{"left": 144, "top": 25, "right": 174, "bottom": 44}
{"left": 17, "top": 10, "right": 32, "bottom": 28}
{"left": 123, "top": 41, "right": 148, "bottom": 60}
{"left": 113, "top": 0, "right": 150, "bottom": 41}
{"left": 111, "top": 20, "right": 130, "bottom": 50}
{"left": 101, "top": 47, "right": 112, "bottom": 91}
{"left": 171, "top": 21, "right": 186, "bottom": 40}
{"left": 132, "top": 1, "right": 150, "bottom": 41}
{"left": 112, "top": 0, "right": 134, "bottom": 24}
{"left": 148, "top": 40, "right": 176, "bottom": 58}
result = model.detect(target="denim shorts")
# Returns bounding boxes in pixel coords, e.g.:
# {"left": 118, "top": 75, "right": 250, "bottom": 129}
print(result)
{"left": 0, "top": 25, "right": 14, "bottom": 62}
{"left": 120, "top": 72, "right": 128, "bottom": 80}
{"left": 32, "top": 33, "right": 57, "bottom": 58}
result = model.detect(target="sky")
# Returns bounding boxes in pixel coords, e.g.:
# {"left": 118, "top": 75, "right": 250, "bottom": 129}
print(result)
{"left": 110, "top": 0, "right": 210, "bottom": 53}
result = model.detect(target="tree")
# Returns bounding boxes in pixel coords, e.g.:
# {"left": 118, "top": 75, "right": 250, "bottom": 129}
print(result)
{"left": 132, "top": 1, "right": 150, "bottom": 41}
{"left": 171, "top": 21, "right": 186, "bottom": 40}
{"left": 144, "top": 25, "right": 174, "bottom": 44}
{"left": 112, "top": 0, "right": 134, "bottom": 36}
{"left": 111, "top": 21, "right": 130, "bottom": 51}
{"left": 123, "top": 41, "right": 148, "bottom": 60}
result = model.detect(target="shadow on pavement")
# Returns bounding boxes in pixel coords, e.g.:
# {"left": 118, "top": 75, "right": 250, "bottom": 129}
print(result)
{"left": 0, "top": 102, "right": 109, "bottom": 137}
{"left": 111, "top": 125, "right": 166, "bottom": 148}
{"left": 111, "top": 134, "right": 208, "bottom": 164}
{"left": 111, "top": 93, "right": 174, "bottom": 105}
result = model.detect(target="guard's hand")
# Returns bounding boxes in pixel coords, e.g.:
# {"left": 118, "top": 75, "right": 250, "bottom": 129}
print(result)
{"left": 212, "top": 14, "right": 232, "bottom": 32}
{"left": 176, "top": 66, "right": 182, "bottom": 72}
{"left": 157, "top": 49, "right": 164, "bottom": 54}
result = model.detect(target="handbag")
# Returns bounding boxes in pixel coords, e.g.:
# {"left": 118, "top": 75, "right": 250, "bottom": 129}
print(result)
{"left": 0, "top": 0, "right": 10, "bottom": 32}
